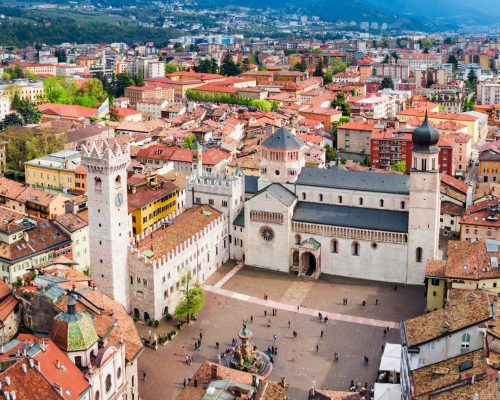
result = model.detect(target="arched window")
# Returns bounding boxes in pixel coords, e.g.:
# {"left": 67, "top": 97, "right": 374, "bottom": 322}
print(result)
{"left": 331, "top": 239, "right": 338, "bottom": 254}
{"left": 379, "top": 199, "right": 384, "bottom": 207}
{"left": 401, "top": 201, "right": 406, "bottom": 210}
{"left": 105, "top": 374, "right": 112, "bottom": 393}
{"left": 416, "top": 247, "right": 423, "bottom": 263}
{"left": 295, "top": 234, "right": 301, "bottom": 245}
{"left": 94, "top": 177, "right": 102, "bottom": 191}
{"left": 292, "top": 251, "right": 299, "bottom": 266}
{"left": 351, "top": 242, "right": 359, "bottom": 256}
{"left": 359, "top": 198, "right": 363, "bottom": 206}
{"left": 115, "top": 175, "right": 122, "bottom": 189}
{"left": 461, "top": 333, "right": 470, "bottom": 349}
{"left": 338, "top": 195, "right": 343, "bottom": 204}
{"left": 95, "top": 391, "right": 100, "bottom": 400}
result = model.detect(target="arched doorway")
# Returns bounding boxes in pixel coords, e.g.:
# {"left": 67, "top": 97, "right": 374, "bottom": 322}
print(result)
{"left": 301, "top": 252, "right": 317, "bottom": 277}
{"left": 144, "top": 312, "right": 150, "bottom": 322}
{"left": 133, "top": 308, "right": 139, "bottom": 319}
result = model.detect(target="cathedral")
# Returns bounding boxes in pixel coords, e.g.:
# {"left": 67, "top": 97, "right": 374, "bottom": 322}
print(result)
{"left": 189, "top": 115, "right": 441, "bottom": 286}
{"left": 81, "top": 116, "right": 440, "bottom": 320}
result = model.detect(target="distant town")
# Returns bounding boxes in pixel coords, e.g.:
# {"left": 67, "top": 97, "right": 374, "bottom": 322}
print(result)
{"left": 0, "top": 8, "right": 496, "bottom": 400}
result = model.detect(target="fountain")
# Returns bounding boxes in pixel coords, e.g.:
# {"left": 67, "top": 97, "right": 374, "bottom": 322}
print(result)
{"left": 222, "top": 320, "right": 272, "bottom": 378}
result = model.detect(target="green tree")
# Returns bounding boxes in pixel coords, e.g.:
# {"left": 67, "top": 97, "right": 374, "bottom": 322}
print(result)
{"left": 0, "top": 127, "right": 65, "bottom": 172}
{"left": 380, "top": 76, "right": 394, "bottom": 90}
{"left": 135, "top": 71, "right": 145, "bottom": 87}
{"left": 220, "top": 54, "right": 241, "bottom": 76}
{"left": 15, "top": 100, "right": 42, "bottom": 124}
{"left": 174, "top": 271, "right": 204, "bottom": 324}
{"left": 250, "top": 99, "right": 271, "bottom": 112}
{"left": 448, "top": 54, "right": 458, "bottom": 71}
{"left": 271, "top": 101, "right": 280, "bottom": 111}
{"left": 194, "top": 58, "right": 218, "bottom": 74}
{"left": 183, "top": 134, "right": 196, "bottom": 149}
{"left": 0, "top": 113, "right": 23, "bottom": 131}
{"left": 292, "top": 60, "right": 307, "bottom": 73}
{"left": 467, "top": 69, "right": 477, "bottom": 91}
{"left": 313, "top": 59, "right": 324, "bottom": 77}
{"left": 391, "top": 160, "right": 407, "bottom": 173}
{"left": 165, "top": 63, "right": 178, "bottom": 74}
{"left": 43, "top": 76, "right": 77, "bottom": 104}
{"left": 331, "top": 93, "right": 350, "bottom": 117}
{"left": 324, "top": 144, "right": 338, "bottom": 164}
{"left": 114, "top": 73, "right": 135, "bottom": 97}
{"left": 328, "top": 57, "right": 347, "bottom": 74}
{"left": 54, "top": 49, "right": 67, "bottom": 63}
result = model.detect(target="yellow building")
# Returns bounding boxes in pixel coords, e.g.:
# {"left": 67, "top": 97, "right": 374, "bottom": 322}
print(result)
{"left": 425, "top": 239, "right": 500, "bottom": 311}
{"left": 25, "top": 150, "right": 81, "bottom": 192}
{"left": 479, "top": 147, "right": 500, "bottom": 183}
{"left": 128, "top": 173, "right": 178, "bottom": 235}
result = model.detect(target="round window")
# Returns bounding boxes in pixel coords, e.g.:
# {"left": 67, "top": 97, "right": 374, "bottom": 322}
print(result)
{"left": 274, "top": 170, "right": 280, "bottom": 176}
{"left": 260, "top": 226, "right": 275, "bottom": 242}
{"left": 371, "top": 242, "right": 378, "bottom": 249}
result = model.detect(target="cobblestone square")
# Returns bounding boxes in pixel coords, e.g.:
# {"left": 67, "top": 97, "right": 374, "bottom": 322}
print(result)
{"left": 138, "top": 265, "right": 424, "bottom": 399}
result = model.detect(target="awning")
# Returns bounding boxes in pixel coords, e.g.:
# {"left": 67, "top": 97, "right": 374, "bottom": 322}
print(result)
{"left": 374, "top": 383, "right": 402, "bottom": 400}
{"left": 379, "top": 343, "right": 401, "bottom": 373}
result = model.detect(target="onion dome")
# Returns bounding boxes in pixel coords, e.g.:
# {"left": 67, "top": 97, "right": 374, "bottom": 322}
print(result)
{"left": 49, "top": 294, "right": 99, "bottom": 352}
{"left": 412, "top": 112, "right": 440, "bottom": 154}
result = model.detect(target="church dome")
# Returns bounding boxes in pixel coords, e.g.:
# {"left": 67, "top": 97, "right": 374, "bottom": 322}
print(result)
{"left": 412, "top": 112, "right": 440, "bottom": 153}
{"left": 49, "top": 294, "right": 99, "bottom": 352}
{"left": 261, "top": 127, "right": 304, "bottom": 150}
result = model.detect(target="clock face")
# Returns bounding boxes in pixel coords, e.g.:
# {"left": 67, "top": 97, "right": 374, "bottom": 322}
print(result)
{"left": 260, "top": 226, "right": 275, "bottom": 242}
{"left": 115, "top": 192, "right": 123, "bottom": 207}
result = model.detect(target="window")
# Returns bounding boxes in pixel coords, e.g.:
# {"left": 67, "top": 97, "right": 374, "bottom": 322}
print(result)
{"left": 195, "top": 197, "right": 201, "bottom": 204}
{"left": 208, "top": 199, "right": 214, "bottom": 206}
{"left": 74, "top": 356, "right": 82, "bottom": 367}
{"left": 295, "top": 234, "right": 301, "bottom": 245}
{"left": 302, "top": 192, "right": 306, "bottom": 200}
{"left": 319, "top": 194, "right": 323, "bottom": 202}
{"left": 418, "top": 358, "right": 426, "bottom": 367}
{"left": 431, "top": 278, "right": 440, "bottom": 286}
{"left": 428, "top": 342, "right": 436, "bottom": 350}
{"left": 358, "top": 198, "right": 363, "bottom": 206}
{"left": 416, "top": 247, "right": 423, "bottom": 263}
{"left": 94, "top": 177, "right": 102, "bottom": 191}
{"left": 117, "top": 367, "right": 122, "bottom": 380}
{"left": 95, "top": 391, "right": 100, "bottom": 400}
{"left": 331, "top": 239, "right": 338, "bottom": 253}
{"left": 105, "top": 374, "right": 112, "bottom": 393}
{"left": 338, "top": 196, "right": 343, "bottom": 204}
{"left": 222, "top": 200, "right": 228, "bottom": 207}
{"left": 461, "top": 333, "right": 470, "bottom": 349}
{"left": 351, "top": 242, "right": 359, "bottom": 256}
{"left": 379, "top": 199, "right": 384, "bottom": 207}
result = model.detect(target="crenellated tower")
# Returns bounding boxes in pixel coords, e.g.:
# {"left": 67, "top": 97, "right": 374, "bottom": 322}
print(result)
{"left": 81, "top": 140, "right": 130, "bottom": 309}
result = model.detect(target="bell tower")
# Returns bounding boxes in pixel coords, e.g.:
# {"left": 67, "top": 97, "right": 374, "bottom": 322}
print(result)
{"left": 81, "top": 141, "right": 130, "bottom": 308}
{"left": 406, "top": 113, "right": 441, "bottom": 285}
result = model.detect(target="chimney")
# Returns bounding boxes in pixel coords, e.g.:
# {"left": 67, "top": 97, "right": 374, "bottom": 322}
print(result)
{"left": 21, "top": 364, "right": 27, "bottom": 374}
{"left": 210, "top": 364, "right": 219, "bottom": 380}
{"left": 11, "top": 391, "right": 16, "bottom": 400}
{"left": 5, "top": 376, "right": 10, "bottom": 385}
{"left": 28, "top": 359, "right": 34, "bottom": 369}
{"left": 56, "top": 360, "right": 61, "bottom": 369}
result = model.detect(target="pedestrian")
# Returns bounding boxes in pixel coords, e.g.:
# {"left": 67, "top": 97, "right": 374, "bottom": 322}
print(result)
{"left": 143, "top": 372, "right": 147, "bottom": 381}
{"left": 375, "top": 299, "right": 379, "bottom": 305}
{"left": 393, "top": 283, "right": 398, "bottom": 291}
{"left": 199, "top": 331, "right": 203, "bottom": 340}
{"left": 361, "top": 300, "right": 366, "bottom": 306}
{"left": 364, "top": 355, "right": 369, "bottom": 365}
{"left": 293, "top": 330, "right": 297, "bottom": 340}
{"left": 288, "top": 320, "right": 291, "bottom": 329}
{"left": 387, "top": 326, "right": 390, "bottom": 332}
{"left": 320, "top": 329, "right": 324, "bottom": 338}
{"left": 324, "top": 316, "right": 329, "bottom": 324}
{"left": 264, "top": 293, "right": 267, "bottom": 300}
{"left": 291, "top": 354, "right": 295, "bottom": 361}
{"left": 271, "top": 345, "right": 275, "bottom": 354}
{"left": 274, "top": 346, "right": 278, "bottom": 355}
{"left": 316, "top": 344, "right": 319, "bottom": 352}
{"left": 297, "top": 305, "right": 300, "bottom": 311}
{"left": 270, "top": 355, "right": 274, "bottom": 363}
{"left": 195, "top": 342, "right": 198, "bottom": 350}
{"left": 334, "top": 352, "right": 339, "bottom": 361}
{"left": 273, "top": 334, "right": 277, "bottom": 341}
{"left": 318, "top": 312, "right": 322, "bottom": 321}
{"left": 250, "top": 315, "right": 253, "bottom": 323}
{"left": 183, "top": 378, "right": 186, "bottom": 388}
{"left": 383, "top": 329, "right": 387, "bottom": 336}
{"left": 264, "top": 310, "right": 267, "bottom": 317}
{"left": 268, "top": 319, "right": 271, "bottom": 327}
{"left": 216, "top": 341, "right": 219, "bottom": 349}
{"left": 381, "top": 345, "right": 384, "bottom": 352}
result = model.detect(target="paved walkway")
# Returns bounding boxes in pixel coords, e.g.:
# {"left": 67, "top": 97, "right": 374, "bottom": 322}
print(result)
{"left": 204, "top": 284, "right": 399, "bottom": 329}
{"left": 213, "top": 262, "right": 244, "bottom": 288}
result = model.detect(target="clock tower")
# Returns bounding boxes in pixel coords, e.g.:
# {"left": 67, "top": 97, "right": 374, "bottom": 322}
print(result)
{"left": 81, "top": 140, "right": 130, "bottom": 309}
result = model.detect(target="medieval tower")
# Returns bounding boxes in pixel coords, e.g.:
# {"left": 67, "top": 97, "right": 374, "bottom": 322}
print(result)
{"left": 81, "top": 141, "right": 130, "bottom": 309}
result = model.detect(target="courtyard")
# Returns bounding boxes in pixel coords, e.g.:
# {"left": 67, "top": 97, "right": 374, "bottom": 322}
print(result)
{"left": 137, "top": 265, "right": 425, "bottom": 399}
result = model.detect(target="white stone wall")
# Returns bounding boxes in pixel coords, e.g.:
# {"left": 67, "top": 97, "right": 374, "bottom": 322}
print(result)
{"left": 128, "top": 212, "right": 228, "bottom": 321}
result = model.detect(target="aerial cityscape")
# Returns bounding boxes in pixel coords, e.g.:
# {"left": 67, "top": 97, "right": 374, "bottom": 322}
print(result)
{"left": 0, "top": 0, "right": 497, "bottom": 399}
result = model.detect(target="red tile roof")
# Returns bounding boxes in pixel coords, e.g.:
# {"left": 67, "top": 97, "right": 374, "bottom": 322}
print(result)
{"left": 38, "top": 103, "right": 98, "bottom": 119}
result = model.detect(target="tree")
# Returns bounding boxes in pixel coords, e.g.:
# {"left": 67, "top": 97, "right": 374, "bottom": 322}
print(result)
{"left": 324, "top": 144, "right": 338, "bottom": 163}
{"left": 194, "top": 58, "right": 218, "bottom": 74}
{"left": 220, "top": 54, "right": 241, "bottom": 76}
{"left": 331, "top": 93, "right": 350, "bottom": 117}
{"left": 292, "top": 60, "right": 307, "bottom": 73}
{"left": 135, "top": 71, "right": 145, "bottom": 87}
{"left": 165, "top": 63, "right": 178, "bottom": 74}
{"left": 173, "top": 42, "right": 184, "bottom": 52}
{"left": 114, "top": 73, "right": 135, "bottom": 97}
{"left": 0, "top": 113, "right": 23, "bottom": 131}
{"left": 43, "top": 76, "right": 77, "bottom": 104}
{"left": 380, "top": 76, "right": 394, "bottom": 90}
{"left": 54, "top": 49, "right": 67, "bottom": 63}
{"left": 271, "top": 101, "right": 280, "bottom": 111}
{"left": 328, "top": 57, "right": 347, "bottom": 74}
{"left": 313, "top": 59, "right": 324, "bottom": 77}
{"left": 448, "top": 54, "right": 458, "bottom": 71}
{"left": 174, "top": 271, "right": 204, "bottom": 324}
{"left": 362, "top": 155, "right": 370, "bottom": 166}
{"left": 467, "top": 69, "right": 477, "bottom": 91}
{"left": 15, "top": 100, "right": 42, "bottom": 124}
{"left": 391, "top": 160, "right": 407, "bottom": 173}
{"left": 0, "top": 127, "right": 65, "bottom": 172}
{"left": 183, "top": 134, "right": 196, "bottom": 149}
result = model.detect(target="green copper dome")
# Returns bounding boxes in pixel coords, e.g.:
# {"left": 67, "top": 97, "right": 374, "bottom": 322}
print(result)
{"left": 49, "top": 295, "right": 99, "bottom": 352}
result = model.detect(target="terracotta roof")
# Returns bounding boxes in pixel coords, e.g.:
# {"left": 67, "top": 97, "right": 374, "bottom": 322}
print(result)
{"left": 403, "top": 290, "right": 492, "bottom": 347}
{"left": 54, "top": 214, "right": 87, "bottom": 233}
{"left": 0, "top": 294, "right": 17, "bottom": 323}
{"left": 410, "top": 349, "right": 486, "bottom": 398}
{"left": 441, "top": 173, "right": 468, "bottom": 194}
{"left": 38, "top": 103, "right": 98, "bottom": 118}
{"left": 440, "top": 201, "right": 463, "bottom": 217}
{"left": 338, "top": 120, "right": 377, "bottom": 131}
{"left": 136, "top": 206, "right": 222, "bottom": 260}
{"left": 311, "top": 389, "right": 361, "bottom": 399}
{"left": 127, "top": 179, "right": 177, "bottom": 209}
{"left": 461, "top": 199, "right": 500, "bottom": 228}
{"left": 426, "top": 240, "right": 500, "bottom": 281}
{"left": 473, "top": 182, "right": 500, "bottom": 202}
{"left": 0, "top": 279, "right": 11, "bottom": 300}
{"left": 430, "top": 377, "right": 499, "bottom": 400}
{"left": 0, "top": 358, "right": 62, "bottom": 399}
